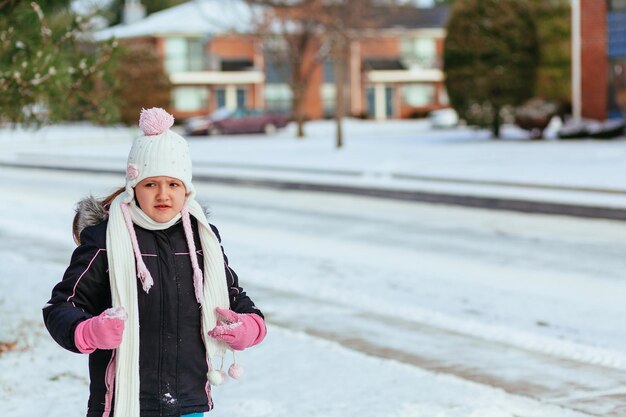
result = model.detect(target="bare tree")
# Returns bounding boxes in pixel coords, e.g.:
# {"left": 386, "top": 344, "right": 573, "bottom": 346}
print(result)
{"left": 325, "top": 9, "right": 349, "bottom": 148}
{"left": 249, "top": 0, "right": 331, "bottom": 138}
{"left": 249, "top": 0, "right": 391, "bottom": 145}
{"left": 324, "top": 0, "right": 385, "bottom": 148}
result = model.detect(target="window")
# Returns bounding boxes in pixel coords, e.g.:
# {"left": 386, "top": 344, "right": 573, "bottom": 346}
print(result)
{"left": 265, "top": 59, "right": 291, "bottom": 84}
{"left": 401, "top": 84, "right": 436, "bottom": 107}
{"left": 608, "top": 10, "right": 626, "bottom": 57}
{"left": 608, "top": 59, "right": 626, "bottom": 118}
{"left": 324, "top": 59, "right": 334, "bottom": 83}
{"left": 385, "top": 86, "right": 393, "bottom": 117}
{"left": 237, "top": 88, "right": 247, "bottom": 108}
{"left": 164, "top": 37, "right": 204, "bottom": 74}
{"left": 265, "top": 39, "right": 290, "bottom": 84}
{"left": 172, "top": 87, "right": 209, "bottom": 111}
{"left": 216, "top": 88, "right": 226, "bottom": 108}
{"left": 264, "top": 84, "right": 292, "bottom": 113}
{"left": 610, "top": 0, "right": 626, "bottom": 11}
{"left": 400, "top": 37, "right": 437, "bottom": 69}
{"left": 214, "top": 87, "right": 247, "bottom": 109}
{"left": 366, "top": 86, "right": 375, "bottom": 118}
{"left": 322, "top": 84, "right": 336, "bottom": 117}
{"left": 366, "top": 85, "right": 394, "bottom": 119}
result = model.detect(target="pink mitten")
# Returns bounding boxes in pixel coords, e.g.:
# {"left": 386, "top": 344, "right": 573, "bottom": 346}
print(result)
{"left": 208, "top": 307, "right": 266, "bottom": 351}
{"left": 74, "top": 307, "right": 127, "bottom": 354}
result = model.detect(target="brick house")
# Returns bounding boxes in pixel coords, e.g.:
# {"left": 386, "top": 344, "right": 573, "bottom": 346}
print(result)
{"left": 95, "top": 1, "right": 449, "bottom": 121}
{"left": 578, "top": 0, "right": 626, "bottom": 120}
{"left": 351, "top": 6, "right": 449, "bottom": 120}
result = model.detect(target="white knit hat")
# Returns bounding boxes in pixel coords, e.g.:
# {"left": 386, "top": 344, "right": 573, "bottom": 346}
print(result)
{"left": 122, "top": 108, "right": 196, "bottom": 203}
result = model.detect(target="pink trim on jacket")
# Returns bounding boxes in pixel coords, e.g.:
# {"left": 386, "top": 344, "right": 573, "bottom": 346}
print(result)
{"left": 67, "top": 249, "right": 106, "bottom": 306}
{"left": 102, "top": 350, "right": 116, "bottom": 417}
{"left": 224, "top": 263, "right": 235, "bottom": 285}
{"left": 200, "top": 329, "right": 213, "bottom": 407}
{"left": 173, "top": 250, "right": 203, "bottom": 256}
{"left": 224, "top": 263, "right": 240, "bottom": 295}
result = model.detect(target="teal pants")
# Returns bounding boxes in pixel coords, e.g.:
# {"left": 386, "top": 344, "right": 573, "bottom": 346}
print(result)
{"left": 182, "top": 414, "right": 204, "bottom": 417}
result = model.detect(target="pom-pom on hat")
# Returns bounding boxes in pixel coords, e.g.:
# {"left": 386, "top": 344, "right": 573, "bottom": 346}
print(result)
{"left": 139, "top": 107, "right": 174, "bottom": 135}
{"left": 123, "top": 107, "right": 195, "bottom": 203}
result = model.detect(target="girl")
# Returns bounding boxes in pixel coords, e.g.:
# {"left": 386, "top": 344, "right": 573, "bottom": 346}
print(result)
{"left": 43, "top": 108, "right": 266, "bottom": 417}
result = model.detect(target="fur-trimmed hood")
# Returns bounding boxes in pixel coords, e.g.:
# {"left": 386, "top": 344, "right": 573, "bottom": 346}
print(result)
{"left": 74, "top": 196, "right": 210, "bottom": 238}
{"left": 74, "top": 196, "right": 109, "bottom": 238}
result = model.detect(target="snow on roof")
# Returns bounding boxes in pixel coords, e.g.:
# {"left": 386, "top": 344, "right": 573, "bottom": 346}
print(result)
{"left": 93, "top": 1, "right": 449, "bottom": 41}
{"left": 94, "top": 0, "right": 259, "bottom": 40}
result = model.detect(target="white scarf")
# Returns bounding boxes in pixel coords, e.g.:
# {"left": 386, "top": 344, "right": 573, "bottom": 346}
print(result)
{"left": 106, "top": 193, "right": 230, "bottom": 417}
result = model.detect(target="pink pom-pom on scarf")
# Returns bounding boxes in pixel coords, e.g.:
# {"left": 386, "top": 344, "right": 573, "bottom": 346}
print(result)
{"left": 138, "top": 107, "right": 174, "bottom": 136}
{"left": 228, "top": 363, "right": 244, "bottom": 379}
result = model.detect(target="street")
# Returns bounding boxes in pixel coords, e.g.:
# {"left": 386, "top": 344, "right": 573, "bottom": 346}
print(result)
{"left": 1, "top": 166, "right": 625, "bottom": 416}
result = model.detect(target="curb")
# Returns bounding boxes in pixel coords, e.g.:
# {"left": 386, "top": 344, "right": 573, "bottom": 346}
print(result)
{"left": 2, "top": 161, "right": 626, "bottom": 221}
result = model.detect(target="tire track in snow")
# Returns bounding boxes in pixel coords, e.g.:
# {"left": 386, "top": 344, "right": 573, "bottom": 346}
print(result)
{"left": 251, "top": 284, "right": 626, "bottom": 417}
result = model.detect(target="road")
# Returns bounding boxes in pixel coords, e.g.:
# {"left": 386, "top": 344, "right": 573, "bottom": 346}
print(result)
{"left": 193, "top": 174, "right": 626, "bottom": 416}
{"left": 1, "top": 166, "right": 626, "bottom": 416}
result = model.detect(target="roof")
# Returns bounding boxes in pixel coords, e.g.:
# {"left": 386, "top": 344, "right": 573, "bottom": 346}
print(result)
{"left": 93, "top": 1, "right": 449, "bottom": 41}
{"left": 93, "top": 0, "right": 259, "bottom": 40}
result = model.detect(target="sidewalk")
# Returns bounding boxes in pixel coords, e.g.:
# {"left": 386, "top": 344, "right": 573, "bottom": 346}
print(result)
{"left": 1, "top": 120, "right": 625, "bottom": 218}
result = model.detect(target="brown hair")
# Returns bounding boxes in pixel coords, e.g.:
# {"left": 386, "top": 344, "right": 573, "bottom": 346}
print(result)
{"left": 72, "top": 186, "right": 126, "bottom": 245}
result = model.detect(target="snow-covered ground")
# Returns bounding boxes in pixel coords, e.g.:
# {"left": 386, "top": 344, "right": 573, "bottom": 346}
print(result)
{"left": 1, "top": 119, "right": 625, "bottom": 208}
{"left": 1, "top": 163, "right": 625, "bottom": 416}
{"left": 1, "top": 120, "right": 625, "bottom": 416}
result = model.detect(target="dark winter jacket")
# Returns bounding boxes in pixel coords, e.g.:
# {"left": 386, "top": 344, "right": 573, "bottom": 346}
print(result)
{"left": 43, "top": 198, "right": 263, "bottom": 417}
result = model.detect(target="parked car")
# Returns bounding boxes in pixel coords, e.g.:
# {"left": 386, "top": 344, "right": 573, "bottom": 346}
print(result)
{"left": 184, "top": 107, "right": 290, "bottom": 136}
{"left": 557, "top": 118, "right": 625, "bottom": 140}
{"left": 428, "top": 108, "right": 459, "bottom": 128}
{"left": 587, "top": 119, "right": 626, "bottom": 139}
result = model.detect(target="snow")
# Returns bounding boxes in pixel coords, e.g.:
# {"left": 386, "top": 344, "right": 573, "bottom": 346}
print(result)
{"left": 0, "top": 120, "right": 625, "bottom": 416}
{"left": 103, "top": 306, "right": 128, "bottom": 321}
{"left": 0, "top": 227, "right": 595, "bottom": 417}
{"left": 217, "top": 321, "right": 242, "bottom": 331}
{"left": 163, "top": 392, "right": 177, "bottom": 405}
{"left": 93, "top": 0, "right": 258, "bottom": 41}
{"left": 211, "top": 192, "right": 626, "bottom": 365}
{"left": 1, "top": 119, "right": 625, "bottom": 208}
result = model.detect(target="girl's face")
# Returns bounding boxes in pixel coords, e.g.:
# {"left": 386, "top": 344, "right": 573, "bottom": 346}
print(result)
{"left": 135, "top": 176, "right": 187, "bottom": 223}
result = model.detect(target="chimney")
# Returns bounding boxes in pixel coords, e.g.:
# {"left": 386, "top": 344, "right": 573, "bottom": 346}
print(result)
{"left": 123, "top": 0, "right": 146, "bottom": 25}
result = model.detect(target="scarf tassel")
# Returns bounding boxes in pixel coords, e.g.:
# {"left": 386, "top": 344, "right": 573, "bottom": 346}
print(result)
{"left": 182, "top": 207, "right": 205, "bottom": 304}
{"left": 137, "top": 262, "right": 154, "bottom": 293}
{"left": 193, "top": 267, "right": 204, "bottom": 303}
{"left": 121, "top": 202, "right": 154, "bottom": 294}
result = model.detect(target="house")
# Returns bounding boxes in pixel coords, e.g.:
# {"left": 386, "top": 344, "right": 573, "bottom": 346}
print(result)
{"left": 576, "top": 0, "right": 626, "bottom": 120}
{"left": 95, "top": 1, "right": 265, "bottom": 121}
{"left": 95, "top": 0, "right": 449, "bottom": 121}
{"left": 355, "top": 5, "right": 449, "bottom": 120}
